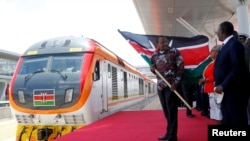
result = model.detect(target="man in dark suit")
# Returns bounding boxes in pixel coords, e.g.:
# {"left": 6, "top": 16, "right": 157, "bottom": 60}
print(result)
{"left": 214, "top": 21, "right": 249, "bottom": 125}
{"left": 244, "top": 37, "right": 250, "bottom": 125}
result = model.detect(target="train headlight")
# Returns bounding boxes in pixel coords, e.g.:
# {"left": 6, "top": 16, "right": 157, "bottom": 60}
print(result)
{"left": 65, "top": 88, "right": 73, "bottom": 103}
{"left": 17, "top": 90, "right": 25, "bottom": 103}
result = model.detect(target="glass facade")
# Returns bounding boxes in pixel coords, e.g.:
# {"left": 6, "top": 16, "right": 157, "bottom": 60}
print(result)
{"left": 0, "top": 54, "right": 18, "bottom": 101}
{"left": 0, "top": 58, "right": 17, "bottom": 76}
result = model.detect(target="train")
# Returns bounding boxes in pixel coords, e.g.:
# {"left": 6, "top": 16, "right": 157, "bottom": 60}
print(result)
{"left": 9, "top": 36, "right": 157, "bottom": 141}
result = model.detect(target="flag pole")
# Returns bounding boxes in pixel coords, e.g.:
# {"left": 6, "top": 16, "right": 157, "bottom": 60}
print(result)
{"left": 155, "top": 70, "right": 192, "bottom": 110}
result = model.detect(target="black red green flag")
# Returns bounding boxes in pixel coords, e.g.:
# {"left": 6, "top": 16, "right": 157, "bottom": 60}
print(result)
{"left": 118, "top": 29, "right": 212, "bottom": 83}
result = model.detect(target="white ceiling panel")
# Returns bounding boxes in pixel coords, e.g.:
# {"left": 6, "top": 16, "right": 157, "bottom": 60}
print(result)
{"left": 133, "top": 0, "right": 242, "bottom": 40}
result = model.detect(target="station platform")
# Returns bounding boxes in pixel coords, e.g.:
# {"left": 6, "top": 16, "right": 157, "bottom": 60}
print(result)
{"left": 0, "top": 119, "right": 17, "bottom": 141}
{"left": 0, "top": 95, "right": 216, "bottom": 141}
{"left": 55, "top": 109, "right": 216, "bottom": 141}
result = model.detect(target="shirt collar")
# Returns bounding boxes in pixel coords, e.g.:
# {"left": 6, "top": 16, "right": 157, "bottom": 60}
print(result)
{"left": 223, "top": 35, "right": 233, "bottom": 45}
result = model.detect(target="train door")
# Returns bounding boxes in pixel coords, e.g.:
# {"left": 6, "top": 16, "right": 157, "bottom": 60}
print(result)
{"left": 99, "top": 61, "right": 108, "bottom": 117}
{"left": 144, "top": 81, "right": 148, "bottom": 98}
{"left": 123, "top": 71, "right": 128, "bottom": 98}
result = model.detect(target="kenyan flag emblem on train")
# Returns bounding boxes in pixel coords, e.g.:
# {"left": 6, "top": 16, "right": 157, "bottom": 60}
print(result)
{"left": 33, "top": 89, "right": 55, "bottom": 106}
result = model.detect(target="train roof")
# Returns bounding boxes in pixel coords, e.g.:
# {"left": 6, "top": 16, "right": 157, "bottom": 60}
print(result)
{"left": 23, "top": 36, "right": 135, "bottom": 67}
{"left": 21, "top": 36, "right": 152, "bottom": 79}
{"left": 23, "top": 36, "right": 94, "bottom": 56}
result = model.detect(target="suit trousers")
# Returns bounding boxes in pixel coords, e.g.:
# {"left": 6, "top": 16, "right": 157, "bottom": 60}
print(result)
{"left": 158, "top": 87, "right": 178, "bottom": 139}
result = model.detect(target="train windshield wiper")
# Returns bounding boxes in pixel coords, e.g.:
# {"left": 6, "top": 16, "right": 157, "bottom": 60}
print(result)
{"left": 51, "top": 69, "right": 68, "bottom": 79}
{"left": 25, "top": 70, "right": 44, "bottom": 81}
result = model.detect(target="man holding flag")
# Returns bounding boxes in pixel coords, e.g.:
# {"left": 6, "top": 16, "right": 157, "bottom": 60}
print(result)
{"left": 117, "top": 29, "right": 211, "bottom": 83}
{"left": 150, "top": 36, "right": 184, "bottom": 141}
{"left": 118, "top": 29, "right": 212, "bottom": 141}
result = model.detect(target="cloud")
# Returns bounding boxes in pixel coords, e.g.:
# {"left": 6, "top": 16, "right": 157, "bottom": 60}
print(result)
{"left": 0, "top": 0, "right": 147, "bottom": 66}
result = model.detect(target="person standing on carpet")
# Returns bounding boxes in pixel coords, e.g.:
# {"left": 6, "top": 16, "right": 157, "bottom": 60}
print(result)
{"left": 199, "top": 45, "right": 222, "bottom": 124}
{"left": 214, "top": 21, "right": 249, "bottom": 125}
{"left": 150, "top": 36, "right": 184, "bottom": 141}
{"left": 244, "top": 37, "right": 250, "bottom": 125}
{"left": 180, "top": 83, "right": 196, "bottom": 118}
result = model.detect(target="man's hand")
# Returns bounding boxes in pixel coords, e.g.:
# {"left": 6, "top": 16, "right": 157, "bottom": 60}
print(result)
{"left": 150, "top": 66, "right": 156, "bottom": 74}
{"left": 198, "top": 78, "right": 206, "bottom": 85}
{"left": 214, "top": 85, "right": 223, "bottom": 94}
{"left": 170, "top": 83, "right": 178, "bottom": 91}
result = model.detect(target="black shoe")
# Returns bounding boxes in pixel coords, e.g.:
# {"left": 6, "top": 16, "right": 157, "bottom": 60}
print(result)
{"left": 205, "top": 114, "right": 210, "bottom": 119}
{"left": 158, "top": 135, "right": 168, "bottom": 140}
{"left": 167, "top": 136, "right": 177, "bottom": 141}
{"left": 168, "top": 139, "right": 177, "bottom": 141}
{"left": 201, "top": 112, "right": 208, "bottom": 116}
{"left": 195, "top": 107, "right": 201, "bottom": 111}
{"left": 168, "top": 138, "right": 177, "bottom": 141}
{"left": 187, "top": 113, "right": 195, "bottom": 118}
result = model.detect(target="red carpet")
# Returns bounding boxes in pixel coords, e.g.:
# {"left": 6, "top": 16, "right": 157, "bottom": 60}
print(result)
{"left": 55, "top": 109, "right": 216, "bottom": 141}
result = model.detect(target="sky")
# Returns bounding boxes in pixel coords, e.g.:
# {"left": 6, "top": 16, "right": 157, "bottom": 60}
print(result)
{"left": 0, "top": 0, "right": 148, "bottom": 66}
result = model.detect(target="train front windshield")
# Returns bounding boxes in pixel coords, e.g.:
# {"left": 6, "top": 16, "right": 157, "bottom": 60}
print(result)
{"left": 19, "top": 55, "right": 82, "bottom": 75}
{"left": 12, "top": 54, "right": 83, "bottom": 110}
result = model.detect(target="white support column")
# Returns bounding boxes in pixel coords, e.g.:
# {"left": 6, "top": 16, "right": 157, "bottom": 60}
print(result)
{"left": 230, "top": 0, "right": 250, "bottom": 35}
{"left": 237, "top": 4, "right": 249, "bottom": 35}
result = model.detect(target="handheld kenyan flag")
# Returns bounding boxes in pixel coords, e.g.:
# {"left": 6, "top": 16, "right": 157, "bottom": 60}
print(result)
{"left": 118, "top": 29, "right": 212, "bottom": 84}
{"left": 33, "top": 89, "right": 55, "bottom": 106}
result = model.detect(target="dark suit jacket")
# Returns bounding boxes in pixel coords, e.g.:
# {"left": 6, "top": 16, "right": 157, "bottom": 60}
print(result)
{"left": 214, "top": 36, "right": 248, "bottom": 106}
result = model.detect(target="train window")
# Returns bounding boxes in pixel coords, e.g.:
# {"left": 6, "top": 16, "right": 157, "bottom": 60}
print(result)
{"left": 19, "top": 55, "right": 82, "bottom": 75}
{"left": 93, "top": 61, "right": 100, "bottom": 81}
{"left": 50, "top": 56, "right": 82, "bottom": 73}
{"left": 19, "top": 57, "right": 48, "bottom": 75}
{"left": 108, "top": 64, "right": 111, "bottom": 78}
{"left": 120, "top": 69, "right": 123, "bottom": 81}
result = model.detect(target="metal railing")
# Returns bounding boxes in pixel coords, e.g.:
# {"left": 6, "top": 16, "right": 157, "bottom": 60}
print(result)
{"left": 0, "top": 101, "right": 10, "bottom": 107}
{"left": 0, "top": 101, "right": 12, "bottom": 120}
